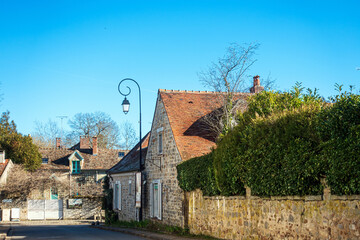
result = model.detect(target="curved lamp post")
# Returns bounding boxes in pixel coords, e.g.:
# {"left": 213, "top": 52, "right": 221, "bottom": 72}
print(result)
{"left": 118, "top": 78, "right": 142, "bottom": 221}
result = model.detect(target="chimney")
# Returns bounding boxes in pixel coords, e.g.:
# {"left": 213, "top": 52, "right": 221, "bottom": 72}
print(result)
{"left": 56, "top": 138, "right": 61, "bottom": 149}
{"left": 250, "top": 75, "right": 264, "bottom": 93}
{"left": 80, "top": 136, "right": 90, "bottom": 149}
{"left": 92, "top": 136, "right": 98, "bottom": 156}
{"left": 0, "top": 150, "right": 5, "bottom": 164}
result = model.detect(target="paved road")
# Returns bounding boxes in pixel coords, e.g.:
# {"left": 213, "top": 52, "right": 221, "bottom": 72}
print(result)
{"left": 10, "top": 225, "right": 148, "bottom": 240}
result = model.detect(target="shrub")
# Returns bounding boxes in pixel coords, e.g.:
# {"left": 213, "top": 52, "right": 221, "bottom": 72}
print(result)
{"left": 177, "top": 153, "right": 219, "bottom": 196}
{"left": 319, "top": 93, "right": 360, "bottom": 195}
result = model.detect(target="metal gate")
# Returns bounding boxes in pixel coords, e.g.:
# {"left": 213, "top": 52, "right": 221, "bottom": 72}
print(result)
{"left": 27, "top": 200, "right": 63, "bottom": 220}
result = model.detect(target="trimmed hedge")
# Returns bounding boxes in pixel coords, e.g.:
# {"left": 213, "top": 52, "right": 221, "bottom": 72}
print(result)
{"left": 177, "top": 87, "right": 359, "bottom": 197}
{"left": 177, "top": 153, "right": 219, "bottom": 196}
{"left": 318, "top": 93, "right": 360, "bottom": 195}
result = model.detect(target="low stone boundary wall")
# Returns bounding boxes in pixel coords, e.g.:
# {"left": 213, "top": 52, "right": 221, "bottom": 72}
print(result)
{"left": 187, "top": 189, "right": 360, "bottom": 240}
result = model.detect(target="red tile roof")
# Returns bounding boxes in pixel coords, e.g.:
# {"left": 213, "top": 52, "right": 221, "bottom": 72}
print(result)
{"left": 39, "top": 148, "right": 126, "bottom": 170}
{"left": 159, "top": 89, "right": 251, "bottom": 161}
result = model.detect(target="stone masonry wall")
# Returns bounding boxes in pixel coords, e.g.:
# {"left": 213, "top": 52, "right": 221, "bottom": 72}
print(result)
{"left": 110, "top": 172, "right": 137, "bottom": 221}
{"left": 143, "top": 97, "right": 185, "bottom": 227}
{"left": 188, "top": 189, "right": 360, "bottom": 240}
{"left": 63, "top": 198, "right": 102, "bottom": 220}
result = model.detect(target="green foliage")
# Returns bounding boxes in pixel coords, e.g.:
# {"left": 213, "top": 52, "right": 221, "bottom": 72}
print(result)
{"left": 0, "top": 111, "right": 41, "bottom": 171}
{"left": 213, "top": 85, "right": 325, "bottom": 196}
{"left": 177, "top": 153, "right": 219, "bottom": 196}
{"left": 102, "top": 176, "right": 118, "bottom": 224}
{"left": 318, "top": 92, "right": 360, "bottom": 195}
{"left": 177, "top": 84, "right": 359, "bottom": 197}
{"left": 242, "top": 108, "right": 324, "bottom": 196}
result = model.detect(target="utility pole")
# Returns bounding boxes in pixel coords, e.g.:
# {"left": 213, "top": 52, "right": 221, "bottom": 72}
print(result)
{"left": 56, "top": 116, "right": 68, "bottom": 145}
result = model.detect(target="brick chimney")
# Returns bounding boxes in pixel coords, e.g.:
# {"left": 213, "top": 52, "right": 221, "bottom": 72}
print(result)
{"left": 80, "top": 136, "right": 90, "bottom": 149}
{"left": 92, "top": 136, "right": 98, "bottom": 156}
{"left": 56, "top": 138, "right": 61, "bottom": 148}
{"left": 0, "top": 150, "right": 5, "bottom": 164}
{"left": 250, "top": 75, "right": 264, "bottom": 93}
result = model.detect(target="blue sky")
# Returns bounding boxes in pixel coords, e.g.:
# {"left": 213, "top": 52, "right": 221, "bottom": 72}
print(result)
{"left": 1, "top": 0, "right": 359, "bottom": 137}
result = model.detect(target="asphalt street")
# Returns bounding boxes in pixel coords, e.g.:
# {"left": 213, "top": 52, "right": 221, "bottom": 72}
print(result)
{"left": 10, "top": 224, "right": 148, "bottom": 240}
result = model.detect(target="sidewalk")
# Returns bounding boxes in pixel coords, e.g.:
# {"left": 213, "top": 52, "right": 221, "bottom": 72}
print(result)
{"left": 92, "top": 225, "right": 208, "bottom": 240}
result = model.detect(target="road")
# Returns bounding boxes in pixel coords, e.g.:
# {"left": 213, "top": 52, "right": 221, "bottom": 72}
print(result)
{"left": 10, "top": 225, "right": 148, "bottom": 240}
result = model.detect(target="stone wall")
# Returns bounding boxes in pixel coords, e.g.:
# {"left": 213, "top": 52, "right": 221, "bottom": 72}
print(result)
{"left": 187, "top": 189, "right": 360, "bottom": 240}
{"left": 110, "top": 172, "right": 137, "bottom": 221}
{"left": 63, "top": 198, "right": 102, "bottom": 220}
{"left": 143, "top": 96, "right": 185, "bottom": 227}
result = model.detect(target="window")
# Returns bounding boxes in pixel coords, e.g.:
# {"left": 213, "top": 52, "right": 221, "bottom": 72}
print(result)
{"left": 129, "top": 180, "right": 132, "bottom": 195}
{"left": 51, "top": 187, "right": 58, "bottom": 200}
{"left": 42, "top": 158, "right": 49, "bottom": 164}
{"left": 72, "top": 161, "right": 81, "bottom": 174}
{"left": 113, "top": 181, "right": 121, "bottom": 210}
{"left": 150, "top": 180, "right": 162, "bottom": 220}
{"left": 158, "top": 133, "right": 163, "bottom": 154}
{"left": 118, "top": 151, "right": 125, "bottom": 158}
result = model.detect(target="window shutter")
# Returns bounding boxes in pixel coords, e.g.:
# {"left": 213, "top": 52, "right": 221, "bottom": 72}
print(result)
{"left": 149, "top": 183, "right": 153, "bottom": 218}
{"left": 158, "top": 182, "right": 162, "bottom": 220}
{"left": 119, "top": 183, "right": 122, "bottom": 210}
{"left": 113, "top": 183, "right": 117, "bottom": 210}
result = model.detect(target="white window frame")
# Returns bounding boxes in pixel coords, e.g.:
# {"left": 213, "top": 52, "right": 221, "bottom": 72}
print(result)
{"left": 113, "top": 181, "right": 122, "bottom": 210}
{"left": 150, "top": 179, "right": 162, "bottom": 220}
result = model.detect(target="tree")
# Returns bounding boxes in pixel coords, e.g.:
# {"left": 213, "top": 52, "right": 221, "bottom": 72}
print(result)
{"left": 198, "top": 43, "right": 259, "bottom": 136}
{"left": 0, "top": 111, "right": 42, "bottom": 171}
{"left": 68, "top": 112, "right": 120, "bottom": 149}
{"left": 119, "top": 121, "right": 137, "bottom": 150}
{"left": 32, "top": 119, "right": 61, "bottom": 147}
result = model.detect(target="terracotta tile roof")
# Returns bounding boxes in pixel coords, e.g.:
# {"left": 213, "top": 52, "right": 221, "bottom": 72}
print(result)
{"left": 39, "top": 147, "right": 126, "bottom": 171}
{"left": 159, "top": 89, "right": 251, "bottom": 161}
{"left": 0, "top": 159, "right": 9, "bottom": 177}
{"left": 108, "top": 132, "right": 150, "bottom": 174}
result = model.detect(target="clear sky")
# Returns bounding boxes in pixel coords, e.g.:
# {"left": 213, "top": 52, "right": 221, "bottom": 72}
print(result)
{"left": 1, "top": 0, "right": 359, "bottom": 137}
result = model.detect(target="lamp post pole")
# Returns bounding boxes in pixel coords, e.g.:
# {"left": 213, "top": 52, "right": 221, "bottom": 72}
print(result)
{"left": 118, "top": 78, "right": 142, "bottom": 221}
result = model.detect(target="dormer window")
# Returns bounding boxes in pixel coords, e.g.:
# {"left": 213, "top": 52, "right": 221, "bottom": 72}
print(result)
{"left": 42, "top": 158, "right": 49, "bottom": 164}
{"left": 72, "top": 161, "right": 81, "bottom": 174}
{"left": 68, "top": 150, "right": 84, "bottom": 174}
{"left": 118, "top": 151, "right": 125, "bottom": 158}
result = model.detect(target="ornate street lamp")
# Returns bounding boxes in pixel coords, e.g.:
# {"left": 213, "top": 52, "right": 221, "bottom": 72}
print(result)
{"left": 118, "top": 78, "right": 142, "bottom": 221}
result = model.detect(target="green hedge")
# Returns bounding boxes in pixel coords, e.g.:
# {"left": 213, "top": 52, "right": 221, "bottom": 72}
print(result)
{"left": 318, "top": 93, "right": 360, "bottom": 195}
{"left": 177, "top": 87, "right": 359, "bottom": 197}
{"left": 177, "top": 153, "right": 219, "bottom": 196}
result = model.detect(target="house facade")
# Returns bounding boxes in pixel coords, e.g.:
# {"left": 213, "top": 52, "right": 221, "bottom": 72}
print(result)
{"left": 142, "top": 77, "right": 263, "bottom": 227}
{"left": 0, "top": 136, "right": 127, "bottom": 221}
{"left": 107, "top": 132, "right": 150, "bottom": 222}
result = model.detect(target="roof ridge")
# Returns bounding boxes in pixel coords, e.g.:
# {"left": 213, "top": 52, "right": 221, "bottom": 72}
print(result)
{"left": 159, "top": 89, "right": 252, "bottom": 95}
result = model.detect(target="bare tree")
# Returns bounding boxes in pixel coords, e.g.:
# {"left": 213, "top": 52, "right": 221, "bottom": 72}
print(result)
{"left": 198, "top": 43, "right": 259, "bottom": 135}
{"left": 68, "top": 112, "right": 120, "bottom": 149}
{"left": 1, "top": 164, "right": 103, "bottom": 199}
{"left": 32, "top": 119, "right": 61, "bottom": 147}
{"left": 119, "top": 121, "right": 137, "bottom": 150}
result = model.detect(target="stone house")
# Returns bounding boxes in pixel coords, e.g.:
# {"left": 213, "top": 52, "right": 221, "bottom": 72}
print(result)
{"left": 107, "top": 132, "right": 150, "bottom": 222}
{"left": 0, "top": 136, "right": 127, "bottom": 221}
{"left": 141, "top": 77, "right": 263, "bottom": 227}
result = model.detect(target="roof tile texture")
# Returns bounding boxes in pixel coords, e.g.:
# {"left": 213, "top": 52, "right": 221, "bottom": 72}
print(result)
{"left": 159, "top": 89, "right": 251, "bottom": 161}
